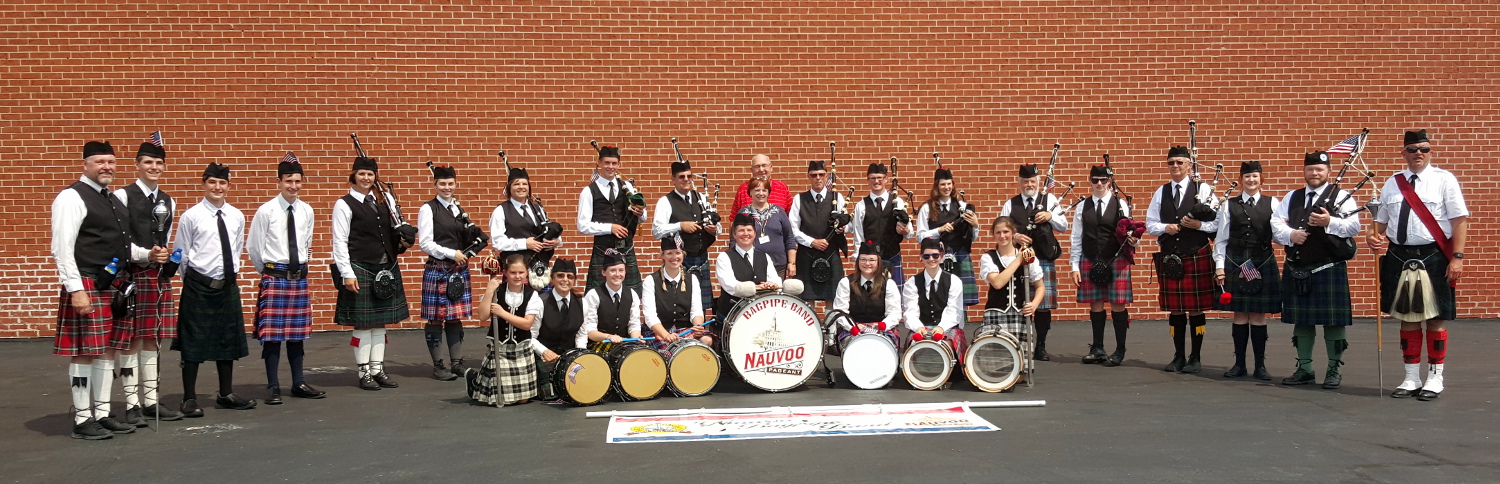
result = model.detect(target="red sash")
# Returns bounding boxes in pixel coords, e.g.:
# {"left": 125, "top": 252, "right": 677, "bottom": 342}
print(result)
{"left": 1393, "top": 174, "right": 1453, "bottom": 260}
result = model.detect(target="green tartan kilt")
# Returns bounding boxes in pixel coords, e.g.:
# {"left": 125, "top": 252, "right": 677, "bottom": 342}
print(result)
{"left": 585, "top": 246, "right": 642, "bottom": 291}
{"left": 171, "top": 270, "right": 248, "bottom": 362}
{"left": 335, "top": 260, "right": 411, "bottom": 329}
{"left": 1280, "top": 262, "right": 1352, "bottom": 327}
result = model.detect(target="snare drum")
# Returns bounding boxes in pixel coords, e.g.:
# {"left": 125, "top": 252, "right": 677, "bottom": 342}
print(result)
{"left": 964, "top": 325, "right": 1022, "bottom": 392}
{"left": 840, "top": 333, "right": 899, "bottom": 389}
{"left": 552, "top": 348, "right": 612, "bottom": 406}
{"left": 661, "top": 338, "right": 720, "bottom": 397}
{"left": 902, "top": 339, "right": 956, "bottom": 390}
{"left": 606, "top": 343, "right": 668, "bottom": 401}
{"left": 722, "top": 292, "right": 825, "bottom": 392}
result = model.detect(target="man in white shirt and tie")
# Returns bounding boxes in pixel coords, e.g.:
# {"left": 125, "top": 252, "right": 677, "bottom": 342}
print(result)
{"left": 578, "top": 254, "right": 644, "bottom": 348}
{"left": 851, "top": 162, "right": 913, "bottom": 283}
{"left": 247, "top": 154, "right": 323, "bottom": 404}
{"left": 998, "top": 162, "right": 1069, "bottom": 361}
{"left": 418, "top": 164, "right": 486, "bottom": 381}
{"left": 577, "top": 145, "right": 647, "bottom": 290}
{"left": 1145, "top": 146, "right": 1220, "bottom": 374}
{"left": 789, "top": 160, "right": 847, "bottom": 306}
{"left": 1069, "top": 163, "right": 1139, "bottom": 367}
{"left": 651, "top": 159, "right": 718, "bottom": 315}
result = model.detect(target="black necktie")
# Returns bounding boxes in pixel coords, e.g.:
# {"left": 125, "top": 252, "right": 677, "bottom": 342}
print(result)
{"left": 366, "top": 195, "right": 379, "bottom": 213}
{"left": 874, "top": 197, "right": 884, "bottom": 211}
{"left": 929, "top": 280, "right": 937, "bottom": 300}
{"left": 814, "top": 193, "right": 822, "bottom": 204}
{"left": 609, "top": 181, "right": 617, "bottom": 201}
{"left": 216, "top": 210, "right": 233, "bottom": 279}
{"left": 1247, "top": 196, "right": 1255, "bottom": 206}
{"left": 146, "top": 193, "right": 156, "bottom": 208}
{"left": 1172, "top": 184, "right": 1181, "bottom": 208}
{"left": 286, "top": 205, "right": 300, "bottom": 269}
{"left": 560, "top": 297, "right": 569, "bottom": 313}
{"left": 1026, "top": 197, "right": 1034, "bottom": 211}
{"left": 1306, "top": 191, "right": 1318, "bottom": 211}
{"left": 862, "top": 280, "right": 872, "bottom": 292}
{"left": 521, "top": 204, "right": 535, "bottom": 225}
{"left": 1397, "top": 174, "right": 1417, "bottom": 244}
{"left": 612, "top": 293, "right": 620, "bottom": 305}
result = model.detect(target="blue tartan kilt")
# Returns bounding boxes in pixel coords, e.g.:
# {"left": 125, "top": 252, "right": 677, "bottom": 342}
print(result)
{"left": 420, "top": 258, "right": 473, "bottom": 322}
{"left": 947, "top": 250, "right": 979, "bottom": 307}
{"left": 1280, "top": 262, "right": 1352, "bottom": 327}
{"left": 255, "top": 268, "right": 312, "bottom": 342}
{"left": 1216, "top": 253, "right": 1281, "bottom": 314}
{"left": 1037, "top": 259, "right": 1059, "bottom": 310}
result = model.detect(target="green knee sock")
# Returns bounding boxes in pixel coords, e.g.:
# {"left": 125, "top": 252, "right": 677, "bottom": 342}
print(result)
{"left": 1324, "top": 325, "right": 1348, "bottom": 370}
{"left": 1293, "top": 325, "right": 1316, "bottom": 372}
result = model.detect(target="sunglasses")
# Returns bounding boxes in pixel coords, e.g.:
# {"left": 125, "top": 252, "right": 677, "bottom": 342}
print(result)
{"left": 1405, "top": 147, "right": 1432, "bottom": 154}
{"left": 1167, "top": 160, "right": 1187, "bottom": 166}
{"left": 674, "top": 174, "right": 693, "bottom": 179}
{"left": 1090, "top": 178, "right": 1112, "bottom": 184}
{"left": 920, "top": 253, "right": 944, "bottom": 260}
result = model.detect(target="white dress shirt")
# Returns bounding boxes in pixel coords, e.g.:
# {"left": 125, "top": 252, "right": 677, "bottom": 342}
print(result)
{"left": 831, "top": 276, "right": 903, "bottom": 330}
{"left": 651, "top": 189, "right": 713, "bottom": 240}
{"left": 576, "top": 285, "right": 642, "bottom": 348}
{"left": 715, "top": 245, "right": 783, "bottom": 298}
{"left": 577, "top": 175, "right": 647, "bottom": 236}
{"left": 1212, "top": 192, "right": 1289, "bottom": 269}
{"left": 330, "top": 188, "right": 372, "bottom": 277}
{"left": 1145, "top": 179, "right": 1220, "bottom": 237}
{"left": 247, "top": 194, "right": 314, "bottom": 271}
{"left": 174, "top": 199, "right": 246, "bottom": 280}
{"left": 788, "top": 188, "right": 847, "bottom": 247}
{"left": 850, "top": 190, "right": 914, "bottom": 250}
{"left": 52, "top": 176, "right": 126, "bottom": 292}
{"left": 997, "top": 192, "right": 1070, "bottom": 233}
{"left": 1271, "top": 185, "right": 1361, "bottom": 247}
{"left": 902, "top": 269, "right": 964, "bottom": 332}
{"left": 915, "top": 197, "right": 980, "bottom": 242}
{"left": 1373, "top": 166, "right": 1468, "bottom": 244}
{"left": 978, "top": 251, "right": 1044, "bottom": 311}
{"left": 1068, "top": 193, "right": 1131, "bottom": 272}
{"left": 113, "top": 179, "right": 174, "bottom": 264}
{"left": 531, "top": 288, "right": 574, "bottom": 356}
{"left": 418, "top": 196, "right": 462, "bottom": 260}
{"left": 490, "top": 197, "right": 558, "bottom": 253}
{"left": 639, "top": 269, "right": 705, "bottom": 330}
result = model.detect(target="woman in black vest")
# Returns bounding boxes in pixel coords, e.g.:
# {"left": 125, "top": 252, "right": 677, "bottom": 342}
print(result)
{"left": 332, "top": 156, "right": 411, "bottom": 391}
{"left": 529, "top": 258, "right": 582, "bottom": 401}
{"left": 1068, "top": 164, "right": 1140, "bottom": 367}
{"left": 916, "top": 166, "right": 981, "bottom": 311}
{"left": 831, "top": 241, "right": 901, "bottom": 347}
{"left": 580, "top": 253, "right": 644, "bottom": 349}
{"left": 468, "top": 254, "right": 542, "bottom": 406}
{"left": 643, "top": 236, "right": 712, "bottom": 348}
{"left": 490, "top": 166, "right": 561, "bottom": 275}
{"left": 1213, "top": 161, "right": 1282, "bottom": 380}
{"left": 417, "top": 164, "right": 474, "bottom": 381}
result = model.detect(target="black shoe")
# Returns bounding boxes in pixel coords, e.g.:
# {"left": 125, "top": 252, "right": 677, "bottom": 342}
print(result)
{"left": 123, "top": 406, "right": 146, "bottom": 427}
{"left": 97, "top": 416, "right": 135, "bottom": 434}
{"left": 1180, "top": 356, "right": 1202, "bottom": 374}
{"left": 433, "top": 363, "right": 457, "bottom": 381}
{"left": 449, "top": 359, "right": 470, "bottom": 376}
{"left": 291, "top": 383, "right": 326, "bottom": 399}
{"left": 265, "top": 387, "right": 283, "bottom": 405}
{"left": 1034, "top": 343, "right": 1050, "bottom": 362}
{"left": 1281, "top": 369, "right": 1316, "bottom": 386}
{"left": 372, "top": 372, "right": 399, "bottom": 388}
{"left": 1391, "top": 387, "right": 1419, "bottom": 398}
{"left": 180, "top": 398, "right": 204, "bottom": 418}
{"left": 143, "top": 404, "right": 184, "bottom": 421}
{"left": 358, "top": 375, "right": 382, "bottom": 391}
{"left": 1103, "top": 350, "right": 1125, "bottom": 367}
{"left": 1253, "top": 366, "right": 1271, "bottom": 381}
{"left": 1082, "top": 345, "right": 1107, "bottom": 364}
{"left": 1416, "top": 389, "right": 1440, "bottom": 401}
{"left": 1322, "top": 369, "right": 1342, "bottom": 389}
{"left": 71, "top": 419, "right": 113, "bottom": 440}
{"left": 1223, "top": 364, "right": 1247, "bottom": 378}
{"left": 1162, "top": 355, "right": 1185, "bottom": 372}
{"left": 216, "top": 393, "right": 258, "bottom": 410}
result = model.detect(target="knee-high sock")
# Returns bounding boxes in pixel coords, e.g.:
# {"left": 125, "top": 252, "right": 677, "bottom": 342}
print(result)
{"left": 1090, "top": 311, "right": 1106, "bottom": 348}
{"left": 90, "top": 358, "right": 115, "bottom": 420}
{"left": 1426, "top": 330, "right": 1447, "bottom": 365}
{"left": 1169, "top": 313, "right": 1187, "bottom": 357}
{"left": 370, "top": 328, "right": 388, "bottom": 373}
{"left": 424, "top": 322, "right": 445, "bottom": 363}
{"left": 182, "top": 361, "right": 201, "bottom": 401}
{"left": 1111, "top": 311, "right": 1130, "bottom": 352}
{"left": 1188, "top": 313, "right": 1207, "bottom": 359}
{"left": 118, "top": 353, "right": 139, "bottom": 408}
{"left": 69, "top": 362, "right": 91, "bottom": 424}
{"left": 1250, "top": 325, "right": 1268, "bottom": 367}
{"left": 262, "top": 341, "right": 282, "bottom": 388}
{"left": 1292, "top": 325, "right": 1315, "bottom": 373}
{"left": 1400, "top": 329, "right": 1423, "bottom": 364}
{"left": 141, "top": 350, "right": 160, "bottom": 407}
{"left": 1033, "top": 310, "right": 1052, "bottom": 348}
{"left": 1230, "top": 323, "right": 1249, "bottom": 368}
{"left": 352, "top": 329, "right": 373, "bottom": 368}
{"left": 444, "top": 321, "right": 464, "bottom": 364}
{"left": 287, "top": 341, "right": 306, "bottom": 387}
{"left": 1324, "top": 325, "right": 1348, "bottom": 371}
{"left": 216, "top": 360, "right": 235, "bottom": 397}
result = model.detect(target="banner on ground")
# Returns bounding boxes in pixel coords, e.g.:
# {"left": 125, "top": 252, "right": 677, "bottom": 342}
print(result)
{"left": 605, "top": 402, "right": 999, "bottom": 443}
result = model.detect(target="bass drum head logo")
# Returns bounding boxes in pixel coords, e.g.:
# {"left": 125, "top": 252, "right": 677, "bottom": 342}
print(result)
{"left": 727, "top": 294, "right": 823, "bottom": 391}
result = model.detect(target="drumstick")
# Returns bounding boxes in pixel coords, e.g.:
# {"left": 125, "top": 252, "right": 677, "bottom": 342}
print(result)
{"left": 675, "top": 319, "right": 717, "bottom": 337}
{"left": 614, "top": 337, "right": 658, "bottom": 343}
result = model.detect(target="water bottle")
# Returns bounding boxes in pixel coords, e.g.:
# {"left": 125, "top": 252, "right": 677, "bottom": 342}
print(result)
{"left": 170, "top": 248, "right": 183, "bottom": 263}
{"left": 104, "top": 257, "right": 120, "bottom": 275}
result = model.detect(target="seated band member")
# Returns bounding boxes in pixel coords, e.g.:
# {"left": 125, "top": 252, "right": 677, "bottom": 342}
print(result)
{"left": 979, "top": 217, "right": 1047, "bottom": 358}
{"left": 903, "top": 239, "right": 968, "bottom": 364}
{"left": 332, "top": 155, "right": 412, "bottom": 391}
{"left": 915, "top": 165, "right": 981, "bottom": 311}
{"left": 530, "top": 258, "right": 582, "bottom": 402}
{"left": 1213, "top": 161, "right": 1286, "bottom": 381}
{"left": 643, "top": 236, "right": 713, "bottom": 349}
{"left": 578, "top": 253, "right": 644, "bottom": 349}
{"left": 1146, "top": 146, "right": 1221, "bottom": 374}
{"left": 715, "top": 212, "right": 783, "bottom": 318}
{"left": 246, "top": 154, "right": 324, "bottom": 405}
{"left": 737, "top": 178, "right": 797, "bottom": 278}
{"left": 418, "top": 164, "right": 476, "bottom": 381}
{"left": 650, "top": 158, "right": 718, "bottom": 315}
{"left": 468, "top": 254, "right": 542, "bottom": 406}
{"left": 1070, "top": 163, "right": 1141, "bottom": 367}
{"left": 172, "top": 162, "right": 255, "bottom": 415}
{"left": 998, "top": 162, "right": 1069, "bottom": 361}
{"left": 832, "top": 241, "right": 901, "bottom": 347}
{"left": 789, "top": 160, "right": 848, "bottom": 307}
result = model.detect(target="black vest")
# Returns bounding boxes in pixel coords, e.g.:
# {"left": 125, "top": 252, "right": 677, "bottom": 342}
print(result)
{"left": 846, "top": 275, "right": 885, "bottom": 324}
{"left": 1008, "top": 194, "right": 1059, "bottom": 260}
{"left": 538, "top": 290, "right": 583, "bottom": 353}
{"left": 982, "top": 250, "right": 1031, "bottom": 311}
{"left": 491, "top": 285, "right": 537, "bottom": 341}
{"left": 1226, "top": 195, "right": 1274, "bottom": 257}
{"left": 1286, "top": 187, "right": 1337, "bottom": 264}
{"left": 729, "top": 247, "right": 771, "bottom": 285}
{"left": 650, "top": 270, "right": 694, "bottom": 330}
{"left": 587, "top": 180, "right": 634, "bottom": 248}
{"left": 930, "top": 199, "right": 972, "bottom": 252}
{"left": 1081, "top": 197, "right": 1125, "bottom": 261}
{"left": 123, "top": 183, "right": 173, "bottom": 251}
{"left": 665, "top": 191, "right": 713, "bottom": 256}
{"left": 1156, "top": 182, "right": 1211, "bottom": 254}
{"left": 67, "top": 182, "right": 132, "bottom": 275}
{"left": 592, "top": 286, "right": 635, "bottom": 338}
{"left": 913, "top": 271, "right": 953, "bottom": 327}
{"left": 342, "top": 193, "right": 397, "bottom": 264}
{"left": 861, "top": 195, "right": 902, "bottom": 259}
{"left": 425, "top": 199, "right": 465, "bottom": 253}
{"left": 497, "top": 199, "right": 539, "bottom": 260}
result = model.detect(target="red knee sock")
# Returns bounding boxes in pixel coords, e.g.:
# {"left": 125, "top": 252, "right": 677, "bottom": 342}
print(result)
{"left": 1400, "top": 330, "right": 1423, "bottom": 364}
{"left": 1426, "top": 330, "right": 1447, "bottom": 365}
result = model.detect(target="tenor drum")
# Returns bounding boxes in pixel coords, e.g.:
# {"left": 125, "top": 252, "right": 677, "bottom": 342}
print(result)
{"left": 840, "top": 333, "right": 899, "bottom": 389}
{"left": 552, "top": 348, "right": 612, "bottom": 406}
{"left": 661, "top": 338, "right": 720, "bottom": 397}
{"left": 606, "top": 343, "right": 667, "bottom": 401}
{"left": 964, "top": 325, "right": 1023, "bottom": 393}
{"left": 902, "top": 339, "right": 956, "bottom": 390}
{"left": 722, "top": 293, "right": 825, "bottom": 392}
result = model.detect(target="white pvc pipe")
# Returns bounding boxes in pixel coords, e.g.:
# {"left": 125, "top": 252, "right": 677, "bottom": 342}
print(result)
{"left": 583, "top": 400, "right": 1045, "bottom": 418}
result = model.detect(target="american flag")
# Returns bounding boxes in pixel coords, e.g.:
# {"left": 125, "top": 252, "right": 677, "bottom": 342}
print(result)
{"left": 282, "top": 152, "right": 299, "bottom": 164}
{"left": 1043, "top": 175, "right": 1056, "bottom": 192}
{"left": 1326, "top": 135, "right": 1361, "bottom": 155}
{"left": 147, "top": 131, "right": 163, "bottom": 147}
{"left": 1238, "top": 259, "right": 1261, "bottom": 282}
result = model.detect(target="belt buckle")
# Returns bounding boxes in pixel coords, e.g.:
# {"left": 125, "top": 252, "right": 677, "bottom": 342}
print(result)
{"left": 288, "top": 269, "right": 306, "bottom": 280}
{"left": 209, "top": 279, "right": 225, "bottom": 289}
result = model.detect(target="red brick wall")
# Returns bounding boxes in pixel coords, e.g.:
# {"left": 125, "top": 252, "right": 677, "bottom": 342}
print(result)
{"left": 3, "top": 1, "right": 1496, "bottom": 337}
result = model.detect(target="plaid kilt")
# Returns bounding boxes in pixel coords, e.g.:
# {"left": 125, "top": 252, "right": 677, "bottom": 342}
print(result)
{"left": 1216, "top": 252, "right": 1282, "bottom": 314}
{"left": 467, "top": 338, "right": 538, "bottom": 406}
{"left": 255, "top": 267, "right": 312, "bottom": 342}
{"left": 53, "top": 278, "right": 130, "bottom": 356}
{"left": 982, "top": 309, "right": 1032, "bottom": 347}
{"left": 172, "top": 270, "right": 248, "bottom": 362}
{"left": 127, "top": 266, "right": 177, "bottom": 340}
{"left": 1379, "top": 244, "right": 1456, "bottom": 321}
{"left": 419, "top": 258, "right": 473, "bottom": 322}
{"left": 1156, "top": 247, "right": 1218, "bottom": 313}
{"left": 334, "top": 260, "right": 411, "bottom": 329}
{"left": 905, "top": 326, "right": 967, "bottom": 365}
{"left": 1077, "top": 258, "right": 1134, "bottom": 304}
{"left": 585, "top": 245, "right": 642, "bottom": 291}
{"left": 1280, "top": 262, "right": 1353, "bottom": 327}
{"left": 947, "top": 250, "right": 979, "bottom": 307}
{"left": 795, "top": 250, "right": 843, "bottom": 301}
{"left": 1037, "top": 259, "right": 1059, "bottom": 310}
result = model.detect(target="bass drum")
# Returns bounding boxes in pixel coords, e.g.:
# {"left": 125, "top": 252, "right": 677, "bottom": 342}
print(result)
{"left": 552, "top": 348, "right": 612, "bottom": 406}
{"left": 722, "top": 292, "right": 825, "bottom": 392}
{"left": 605, "top": 342, "right": 668, "bottom": 401}
{"left": 902, "top": 339, "right": 955, "bottom": 390}
{"left": 661, "top": 338, "right": 720, "bottom": 397}
{"left": 840, "top": 333, "right": 899, "bottom": 389}
{"left": 964, "top": 325, "right": 1022, "bottom": 393}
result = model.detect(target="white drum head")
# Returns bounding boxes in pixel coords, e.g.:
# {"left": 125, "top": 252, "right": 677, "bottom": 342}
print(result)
{"left": 840, "top": 333, "right": 899, "bottom": 389}
{"left": 723, "top": 294, "right": 825, "bottom": 392}
{"left": 902, "top": 340, "right": 954, "bottom": 390}
{"left": 965, "top": 333, "right": 1021, "bottom": 393}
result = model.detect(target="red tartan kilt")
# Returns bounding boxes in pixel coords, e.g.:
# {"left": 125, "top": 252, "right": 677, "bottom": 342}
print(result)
{"left": 54, "top": 278, "right": 130, "bottom": 356}
{"left": 1157, "top": 247, "right": 1218, "bottom": 312}
{"left": 128, "top": 266, "right": 177, "bottom": 339}
{"left": 1077, "top": 258, "right": 1134, "bottom": 304}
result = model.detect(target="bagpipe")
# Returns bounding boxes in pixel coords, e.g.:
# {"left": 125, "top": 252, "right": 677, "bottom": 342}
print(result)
{"left": 427, "top": 161, "right": 490, "bottom": 259}
{"left": 1288, "top": 129, "right": 1375, "bottom": 264}
{"left": 1182, "top": 120, "right": 1224, "bottom": 223}
{"left": 591, "top": 140, "right": 646, "bottom": 252}
{"left": 888, "top": 155, "right": 914, "bottom": 226}
{"left": 1024, "top": 143, "right": 1065, "bottom": 261}
{"left": 825, "top": 141, "right": 852, "bottom": 257}
{"left": 499, "top": 150, "right": 564, "bottom": 288}
{"left": 350, "top": 133, "right": 417, "bottom": 251}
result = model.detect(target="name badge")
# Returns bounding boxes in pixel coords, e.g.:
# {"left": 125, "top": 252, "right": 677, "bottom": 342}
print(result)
{"left": 758, "top": 235, "right": 771, "bottom": 245}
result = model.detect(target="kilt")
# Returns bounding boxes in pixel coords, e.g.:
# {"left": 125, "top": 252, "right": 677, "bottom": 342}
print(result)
{"left": 948, "top": 250, "right": 979, "bottom": 307}
{"left": 981, "top": 309, "right": 1032, "bottom": 346}
{"left": 795, "top": 250, "right": 843, "bottom": 301}
{"left": 171, "top": 270, "right": 248, "bottom": 362}
{"left": 1280, "top": 262, "right": 1353, "bottom": 327}
{"left": 1216, "top": 252, "right": 1282, "bottom": 314}
{"left": 585, "top": 245, "right": 642, "bottom": 291}
{"left": 1379, "top": 244, "right": 1456, "bottom": 321}
{"left": 127, "top": 266, "right": 177, "bottom": 340}
{"left": 53, "top": 278, "right": 131, "bottom": 357}
{"left": 467, "top": 338, "right": 538, "bottom": 406}
{"left": 1077, "top": 258, "right": 1133, "bottom": 304}
{"left": 1156, "top": 246, "right": 1218, "bottom": 313}
{"left": 419, "top": 258, "right": 473, "bottom": 322}
{"left": 1037, "top": 259, "right": 1059, "bottom": 310}
{"left": 684, "top": 255, "right": 715, "bottom": 313}
{"left": 334, "top": 260, "right": 411, "bottom": 329}
{"left": 254, "top": 266, "right": 312, "bottom": 343}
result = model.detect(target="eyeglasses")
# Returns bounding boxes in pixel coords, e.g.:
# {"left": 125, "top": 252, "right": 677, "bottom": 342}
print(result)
{"left": 920, "top": 253, "right": 944, "bottom": 260}
{"left": 1405, "top": 147, "right": 1432, "bottom": 154}
{"left": 1167, "top": 160, "right": 1187, "bottom": 166}
{"left": 674, "top": 174, "right": 693, "bottom": 179}
{"left": 1090, "top": 178, "right": 1112, "bottom": 184}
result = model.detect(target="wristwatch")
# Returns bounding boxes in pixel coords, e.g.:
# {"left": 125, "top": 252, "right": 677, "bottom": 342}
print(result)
{"left": 1452, "top": 252, "right": 1465, "bottom": 259}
